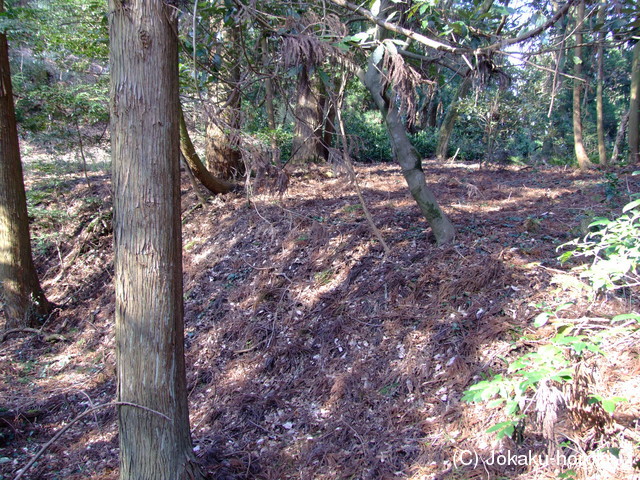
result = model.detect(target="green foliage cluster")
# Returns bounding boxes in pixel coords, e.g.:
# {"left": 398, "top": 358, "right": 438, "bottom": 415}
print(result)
{"left": 252, "top": 127, "right": 294, "bottom": 164}
{"left": 465, "top": 176, "right": 640, "bottom": 440}
{"left": 342, "top": 109, "right": 439, "bottom": 163}
{"left": 559, "top": 190, "right": 640, "bottom": 292}
{"left": 6, "top": 0, "right": 109, "bottom": 143}
{"left": 343, "top": 109, "right": 391, "bottom": 162}
{"left": 463, "top": 313, "right": 636, "bottom": 439}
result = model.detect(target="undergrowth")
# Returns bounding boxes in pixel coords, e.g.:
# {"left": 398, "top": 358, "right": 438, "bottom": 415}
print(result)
{"left": 463, "top": 174, "right": 640, "bottom": 477}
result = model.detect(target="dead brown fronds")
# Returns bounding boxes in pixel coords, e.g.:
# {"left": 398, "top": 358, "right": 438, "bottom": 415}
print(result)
{"left": 240, "top": 134, "right": 289, "bottom": 197}
{"left": 281, "top": 13, "right": 347, "bottom": 68}
{"left": 472, "top": 53, "right": 511, "bottom": 89}
{"left": 564, "top": 362, "right": 610, "bottom": 438}
{"left": 381, "top": 43, "right": 432, "bottom": 127}
{"left": 438, "top": 257, "right": 506, "bottom": 304}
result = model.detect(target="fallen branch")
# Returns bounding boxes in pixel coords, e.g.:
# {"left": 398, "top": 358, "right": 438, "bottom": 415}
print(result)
{"left": 1, "top": 328, "right": 65, "bottom": 343}
{"left": 14, "top": 402, "right": 171, "bottom": 480}
{"left": 334, "top": 73, "right": 391, "bottom": 258}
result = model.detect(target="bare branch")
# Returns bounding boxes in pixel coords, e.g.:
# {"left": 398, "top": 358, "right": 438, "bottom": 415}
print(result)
{"left": 15, "top": 402, "right": 170, "bottom": 480}
{"left": 329, "top": 0, "right": 467, "bottom": 55}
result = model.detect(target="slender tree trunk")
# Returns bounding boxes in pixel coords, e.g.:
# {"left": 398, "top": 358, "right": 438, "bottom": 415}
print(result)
{"left": 291, "top": 65, "right": 325, "bottom": 163}
{"left": 206, "top": 28, "right": 243, "bottom": 179}
{"left": 261, "top": 35, "right": 279, "bottom": 164}
{"left": 611, "top": 109, "right": 629, "bottom": 164}
{"left": 0, "top": 0, "right": 51, "bottom": 329}
{"left": 629, "top": 40, "right": 640, "bottom": 164}
{"left": 323, "top": 98, "right": 336, "bottom": 160}
{"left": 595, "top": 3, "right": 607, "bottom": 166}
{"left": 179, "top": 105, "right": 234, "bottom": 194}
{"left": 109, "top": 1, "right": 205, "bottom": 478}
{"left": 572, "top": 0, "right": 593, "bottom": 170}
{"left": 363, "top": 57, "right": 455, "bottom": 245}
{"left": 427, "top": 91, "right": 438, "bottom": 128}
{"left": 436, "top": 75, "right": 471, "bottom": 161}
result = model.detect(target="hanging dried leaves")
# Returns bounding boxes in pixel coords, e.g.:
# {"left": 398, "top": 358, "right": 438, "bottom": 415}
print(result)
{"left": 281, "top": 13, "right": 347, "bottom": 69}
{"left": 379, "top": 42, "right": 433, "bottom": 127}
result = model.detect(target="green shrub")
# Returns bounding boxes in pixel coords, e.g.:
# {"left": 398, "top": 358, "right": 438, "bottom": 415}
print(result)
{"left": 559, "top": 192, "right": 640, "bottom": 292}
{"left": 343, "top": 109, "right": 392, "bottom": 163}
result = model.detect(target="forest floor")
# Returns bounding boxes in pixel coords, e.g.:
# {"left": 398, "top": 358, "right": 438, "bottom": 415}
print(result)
{"left": 1, "top": 142, "right": 639, "bottom": 480}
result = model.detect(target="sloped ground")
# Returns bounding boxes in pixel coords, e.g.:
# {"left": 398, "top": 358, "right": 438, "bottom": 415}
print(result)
{"left": 1, "top": 152, "right": 639, "bottom": 480}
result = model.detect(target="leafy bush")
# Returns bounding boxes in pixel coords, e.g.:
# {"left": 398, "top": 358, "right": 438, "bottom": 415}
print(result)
{"left": 462, "top": 316, "right": 636, "bottom": 439}
{"left": 252, "top": 127, "right": 294, "bottom": 165}
{"left": 343, "top": 109, "right": 392, "bottom": 163}
{"left": 559, "top": 194, "right": 640, "bottom": 292}
{"left": 410, "top": 129, "right": 438, "bottom": 159}
{"left": 462, "top": 325, "right": 600, "bottom": 439}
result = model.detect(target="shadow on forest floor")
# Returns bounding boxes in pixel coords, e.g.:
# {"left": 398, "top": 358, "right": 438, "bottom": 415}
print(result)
{"left": 1, "top": 158, "right": 639, "bottom": 480}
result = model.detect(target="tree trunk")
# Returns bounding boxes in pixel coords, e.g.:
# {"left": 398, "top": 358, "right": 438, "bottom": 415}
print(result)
{"left": 109, "top": 1, "right": 205, "bottom": 478}
{"left": 261, "top": 35, "right": 279, "bottom": 164}
{"left": 595, "top": 3, "right": 607, "bottom": 166}
{"left": 436, "top": 75, "right": 472, "bottom": 161}
{"left": 179, "top": 105, "right": 234, "bottom": 194}
{"left": 427, "top": 91, "right": 438, "bottom": 128}
{"left": 363, "top": 56, "right": 455, "bottom": 245}
{"left": 205, "top": 28, "right": 243, "bottom": 179}
{"left": 611, "top": 109, "right": 629, "bottom": 164}
{"left": 572, "top": 0, "right": 593, "bottom": 170}
{"left": 291, "top": 65, "right": 325, "bottom": 163}
{"left": 629, "top": 40, "right": 640, "bottom": 164}
{"left": 0, "top": 0, "right": 51, "bottom": 329}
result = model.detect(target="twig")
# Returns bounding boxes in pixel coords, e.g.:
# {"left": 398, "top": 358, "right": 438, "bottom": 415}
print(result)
{"left": 1, "top": 328, "right": 65, "bottom": 343}
{"left": 334, "top": 73, "right": 391, "bottom": 258}
{"left": 14, "top": 402, "right": 171, "bottom": 480}
{"left": 73, "top": 114, "right": 93, "bottom": 193}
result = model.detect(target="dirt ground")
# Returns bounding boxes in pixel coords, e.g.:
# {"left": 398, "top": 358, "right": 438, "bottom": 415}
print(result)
{"left": 1, "top": 149, "right": 639, "bottom": 480}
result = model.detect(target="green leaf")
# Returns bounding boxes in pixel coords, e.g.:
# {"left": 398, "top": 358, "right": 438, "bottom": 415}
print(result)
{"left": 486, "top": 398, "right": 505, "bottom": 408}
{"left": 505, "top": 399, "right": 519, "bottom": 415}
{"left": 612, "top": 313, "right": 640, "bottom": 323}
{"left": 533, "top": 312, "right": 550, "bottom": 327}
{"left": 344, "top": 32, "right": 370, "bottom": 44}
{"left": 588, "top": 217, "right": 611, "bottom": 227}
{"left": 555, "top": 302, "right": 574, "bottom": 313}
{"left": 486, "top": 421, "right": 516, "bottom": 439}
{"left": 371, "top": 44, "right": 385, "bottom": 65}
{"left": 622, "top": 199, "right": 640, "bottom": 213}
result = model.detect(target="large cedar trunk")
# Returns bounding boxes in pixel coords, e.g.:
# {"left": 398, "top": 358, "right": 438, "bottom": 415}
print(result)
{"left": 205, "top": 99, "right": 242, "bottom": 178}
{"left": 572, "top": 0, "right": 593, "bottom": 170}
{"left": 629, "top": 40, "right": 640, "bottom": 164}
{"left": 0, "top": 0, "right": 51, "bottom": 329}
{"left": 291, "top": 66, "right": 325, "bottom": 163}
{"left": 436, "top": 75, "right": 471, "bottom": 161}
{"left": 363, "top": 57, "right": 455, "bottom": 245}
{"left": 109, "top": 1, "right": 205, "bottom": 479}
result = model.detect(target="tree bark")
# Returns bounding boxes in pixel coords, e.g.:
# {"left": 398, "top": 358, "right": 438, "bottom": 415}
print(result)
{"left": 611, "top": 109, "right": 629, "bottom": 164}
{"left": 629, "top": 40, "right": 640, "bottom": 164}
{"left": 436, "top": 75, "right": 471, "bottom": 161}
{"left": 572, "top": 0, "right": 593, "bottom": 170}
{"left": 179, "top": 105, "right": 234, "bottom": 194}
{"left": 260, "top": 35, "right": 279, "bottom": 164}
{"left": 108, "top": 0, "right": 205, "bottom": 478}
{"left": 363, "top": 56, "right": 455, "bottom": 245}
{"left": 205, "top": 27, "right": 243, "bottom": 179}
{"left": 595, "top": 3, "right": 607, "bottom": 166}
{"left": 291, "top": 65, "right": 325, "bottom": 163}
{"left": 0, "top": 0, "right": 51, "bottom": 329}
